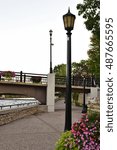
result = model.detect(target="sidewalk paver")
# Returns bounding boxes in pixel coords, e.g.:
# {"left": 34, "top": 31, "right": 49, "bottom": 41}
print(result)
{"left": 0, "top": 100, "right": 82, "bottom": 150}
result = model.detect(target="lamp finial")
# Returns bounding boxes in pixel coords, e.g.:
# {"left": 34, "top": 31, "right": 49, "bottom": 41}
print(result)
{"left": 68, "top": 7, "right": 70, "bottom": 13}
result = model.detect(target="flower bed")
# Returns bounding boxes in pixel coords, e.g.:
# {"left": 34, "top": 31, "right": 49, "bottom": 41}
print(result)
{"left": 0, "top": 71, "right": 15, "bottom": 81}
{"left": 55, "top": 112, "right": 100, "bottom": 150}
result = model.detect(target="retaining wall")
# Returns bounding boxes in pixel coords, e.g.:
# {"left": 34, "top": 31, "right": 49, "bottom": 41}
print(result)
{"left": 0, "top": 105, "right": 48, "bottom": 126}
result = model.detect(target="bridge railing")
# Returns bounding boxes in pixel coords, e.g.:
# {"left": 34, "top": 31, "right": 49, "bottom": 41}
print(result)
{"left": 0, "top": 71, "right": 48, "bottom": 84}
{"left": 55, "top": 75, "right": 100, "bottom": 87}
{"left": 0, "top": 71, "right": 100, "bottom": 87}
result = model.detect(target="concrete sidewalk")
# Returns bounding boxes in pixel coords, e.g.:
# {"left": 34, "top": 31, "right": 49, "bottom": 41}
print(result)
{"left": 0, "top": 100, "right": 82, "bottom": 150}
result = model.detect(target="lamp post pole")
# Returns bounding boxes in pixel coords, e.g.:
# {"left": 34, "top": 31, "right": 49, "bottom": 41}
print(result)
{"left": 49, "top": 30, "right": 53, "bottom": 73}
{"left": 82, "top": 75, "right": 87, "bottom": 113}
{"left": 65, "top": 30, "right": 72, "bottom": 130}
{"left": 63, "top": 8, "right": 76, "bottom": 131}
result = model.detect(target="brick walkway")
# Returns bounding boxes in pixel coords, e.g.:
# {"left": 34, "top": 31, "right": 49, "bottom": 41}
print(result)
{"left": 0, "top": 100, "right": 82, "bottom": 150}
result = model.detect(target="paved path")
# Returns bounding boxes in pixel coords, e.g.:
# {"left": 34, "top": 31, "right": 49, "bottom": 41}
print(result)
{"left": 0, "top": 100, "right": 82, "bottom": 150}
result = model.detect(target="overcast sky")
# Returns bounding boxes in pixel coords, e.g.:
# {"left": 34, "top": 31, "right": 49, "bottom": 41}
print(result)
{"left": 0, "top": 0, "right": 91, "bottom": 74}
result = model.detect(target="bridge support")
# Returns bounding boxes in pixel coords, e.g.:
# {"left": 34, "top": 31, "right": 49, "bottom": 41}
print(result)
{"left": 87, "top": 87, "right": 100, "bottom": 103}
{"left": 47, "top": 73, "right": 55, "bottom": 112}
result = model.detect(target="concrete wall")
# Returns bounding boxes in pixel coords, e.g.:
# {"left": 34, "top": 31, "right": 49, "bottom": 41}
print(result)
{"left": 87, "top": 87, "right": 100, "bottom": 103}
{"left": 0, "top": 105, "right": 48, "bottom": 126}
{"left": 73, "top": 87, "right": 100, "bottom": 105}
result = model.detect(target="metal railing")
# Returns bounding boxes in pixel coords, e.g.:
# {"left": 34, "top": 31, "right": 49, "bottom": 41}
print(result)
{"left": 0, "top": 71, "right": 100, "bottom": 87}
{"left": 55, "top": 75, "right": 100, "bottom": 87}
{"left": 0, "top": 71, "right": 48, "bottom": 84}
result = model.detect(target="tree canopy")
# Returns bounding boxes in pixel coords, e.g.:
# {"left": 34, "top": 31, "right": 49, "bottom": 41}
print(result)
{"left": 87, "top": 34, "right": 100, "bottom": 77}
{"left": 77, "top": 0, "right": 100, "bottom": 38}
{"left": 53, "top": 64, "right": 66, "bottom": 76}
{"left": 77, "top": 0, "right": 100, "bottom": 77}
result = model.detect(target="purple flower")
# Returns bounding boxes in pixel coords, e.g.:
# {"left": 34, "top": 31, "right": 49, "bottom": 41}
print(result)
{"left": 1, "top": 71, "right": 15, "bottom": 78}
{"left": 71, "top": 113, "right": 100, "bottom": 150}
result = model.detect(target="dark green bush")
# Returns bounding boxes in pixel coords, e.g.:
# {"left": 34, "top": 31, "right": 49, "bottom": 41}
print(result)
{"left": 30, "top": 76, "right": 41, "bottom": 83}
{"left": 88, "top": 110, "right": 100, "bottom": 123}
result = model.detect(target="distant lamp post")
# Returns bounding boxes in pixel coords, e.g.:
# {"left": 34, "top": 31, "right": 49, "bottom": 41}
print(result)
{"left": 82, "top": 71, "right": 87, "bottom": 113}
{"left": 63, "top": 8, "right": 76, "bottom": 131}
{"left": 49, "top": 30, "right": 54, "bottom": 73}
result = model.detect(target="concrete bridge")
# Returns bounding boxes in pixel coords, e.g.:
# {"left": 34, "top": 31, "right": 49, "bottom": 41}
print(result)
{"left": 0, "top": 73, "right": 99, "bottom": 112}
{"left": 0, "top": 82, "right": 47, "bottom": 105}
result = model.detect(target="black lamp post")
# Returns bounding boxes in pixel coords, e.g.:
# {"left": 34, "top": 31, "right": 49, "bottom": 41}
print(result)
{"left": 49, "top": 30, "right": 54, "bottom": 73}
{"left": 82, "top": 71, "right": 87, "bottom": 113}
{"left": 63, "top": 8, "right": 76, "bottom": 131}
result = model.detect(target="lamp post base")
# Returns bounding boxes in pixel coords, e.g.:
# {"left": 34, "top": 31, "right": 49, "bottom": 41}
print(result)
{"left": 82, "top": 105, "right": 87, "bottom": 113}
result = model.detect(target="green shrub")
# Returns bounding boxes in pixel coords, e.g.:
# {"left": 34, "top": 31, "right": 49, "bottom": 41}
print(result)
{"left": 30, "top": 76, "right": 41, "bottom": 83}
{"left": 55, "top": 131, "right": 78, "bottom": 150}
{"left": 88, "top": 110, "right": 100, "bottom": 123}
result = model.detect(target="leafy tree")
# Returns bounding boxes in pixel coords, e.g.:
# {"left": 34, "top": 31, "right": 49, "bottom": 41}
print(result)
{"left": 54, "top": 64, "right": 66, "bottom": 76}
{"left": 54, "top": 61, "right": 89, "bottom": 77}
{"left": 87, "top": 34, "right": 100, "bottom": 77}
{"left": 77, "top": 0, "right": 100, "bottom": 38}
{"left": 72, "top": 60, "right": 89, "bottom": 76}
{"left": 77, "top": 0, "right": 100, "bottom": 77}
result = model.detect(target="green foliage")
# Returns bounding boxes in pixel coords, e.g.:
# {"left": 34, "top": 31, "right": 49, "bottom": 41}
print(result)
{"left": 72, "top": 35, "right": 100, "bottom": 78}
{"left": 72, "top": 60, "right": 89, "bottom": 76}
{"left": 87, "top": 34, "right": 100, "bottom": 78}
{"left": 88, "top": 110, "right": 100, "bottom": 123}
{"left": 77, "top": 0, "right": 100, "bottom": 78}
{"left": 77, "top": 0, "right": 100, "bottom": 38}
{"left": 55, "top": 131, "right": 78, "bottom": 150}
{"left": 30, "top": 76, "right": 41, "bottom": 83}
{"left": 54, "top": 64, "right": 66, "bottom": 76}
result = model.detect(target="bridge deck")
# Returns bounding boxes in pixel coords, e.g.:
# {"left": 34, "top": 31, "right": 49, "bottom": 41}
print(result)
{"left": 0, "top": 82, "right": 90, "bottom": 105}
{"left": 55, "top": 84, "right": 90, "bottom": 93}
{"left": 0, "top": 81, "right": 90, "bottom": 93}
